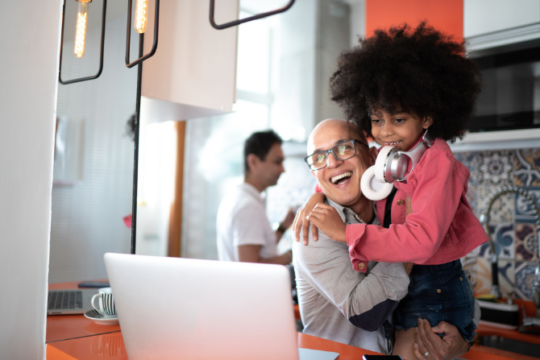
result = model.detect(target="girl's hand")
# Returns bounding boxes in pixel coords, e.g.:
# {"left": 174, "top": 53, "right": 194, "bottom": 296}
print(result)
{"left": 293, "top": 193, "right": 325, "bottom": 245}
{"left": 307, "top": 203, "right": 347, "bottom": 243}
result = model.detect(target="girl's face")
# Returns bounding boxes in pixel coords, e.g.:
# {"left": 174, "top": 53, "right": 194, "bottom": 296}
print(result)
{"left": 370, "top": 108, "right": 433, "bottom": 151}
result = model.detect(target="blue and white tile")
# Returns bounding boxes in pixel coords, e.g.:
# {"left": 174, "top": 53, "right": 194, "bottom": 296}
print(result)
{"left": 514, "top": 148, "right": 540, "bottom": 187}
{"left": 476, "top": 222, "right": 515, "bottom": 260}
{"left": 515, "top": 261, "right": 539, "bottom": 300}
{"left": 467, "top": 257, "right": 515, "bottom": 297}
{"left": 514, "top": 187, "right": 540, "bottom": 224}
{"left": 514, "top": 222, "right": 539, "bottom": 262}
{"left": 477, "top": 150, "right": 515, "bottom": 186}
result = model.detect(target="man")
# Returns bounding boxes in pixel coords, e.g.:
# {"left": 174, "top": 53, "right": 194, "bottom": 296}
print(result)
{"left": 217, "top": 130, "right": 294, "bottom": 264}
{"left": 293, "top": 119, "right": 474, "bottom": 358}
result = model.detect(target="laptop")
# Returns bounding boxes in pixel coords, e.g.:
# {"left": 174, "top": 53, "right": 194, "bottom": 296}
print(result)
{"left": 47, "top": 288, "right": 98, "bottom": 315}
{"left": 104, "top": 253, "right": 339, "bottom": 360}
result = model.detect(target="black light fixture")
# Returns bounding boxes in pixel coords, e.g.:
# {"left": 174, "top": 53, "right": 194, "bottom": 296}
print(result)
{"left": 125, "top": 0, "right": 160, "bottom": 68}
{"left": 209, "top": 0, "right": 295, "bottom": 30}
{"left": 59, "top": 0, "right": 107, "bottom": 85}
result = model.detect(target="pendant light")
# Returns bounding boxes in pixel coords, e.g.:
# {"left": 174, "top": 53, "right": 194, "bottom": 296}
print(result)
{"left": 59, "top": 0, "right": 107, "bottom": 85}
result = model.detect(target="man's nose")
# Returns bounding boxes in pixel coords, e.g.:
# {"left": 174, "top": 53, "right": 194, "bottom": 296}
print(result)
{"left": 326, "top": 152, "right": 343, "bottom": 168}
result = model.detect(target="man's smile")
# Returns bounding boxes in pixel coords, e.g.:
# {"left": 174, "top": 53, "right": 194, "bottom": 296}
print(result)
{"left": 330, "top": 171, "right": 353, "bottom": 185}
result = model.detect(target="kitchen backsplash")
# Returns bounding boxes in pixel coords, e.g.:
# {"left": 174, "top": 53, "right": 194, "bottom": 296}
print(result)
{"left": 456, "top": 148, "right": 540, "bottom": 300}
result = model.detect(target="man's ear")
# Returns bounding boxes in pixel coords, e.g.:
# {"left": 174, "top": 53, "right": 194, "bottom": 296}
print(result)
{"left": 423, "top": 117, "right": 434, "bottom": 129}
{"left": 368, "top": 146, "right": 378, "bottom": 166}
{"left": 247, "top": 153, "right": 259, "bottom": 172}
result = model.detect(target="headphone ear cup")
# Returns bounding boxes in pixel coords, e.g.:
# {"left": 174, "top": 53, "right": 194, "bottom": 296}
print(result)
{"left": 361, "top": 166, "right": 395, "bottom": 201}
{"left": 374, "top": 146, "right": 396, "bottom": 183}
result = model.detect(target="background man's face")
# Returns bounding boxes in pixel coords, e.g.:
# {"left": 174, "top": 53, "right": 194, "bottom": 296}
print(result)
{"left": 256, "top": 143, "right": 285, "bottom": 187}
{"left": 309, "top": 122, "right": 372, "bottom": 208}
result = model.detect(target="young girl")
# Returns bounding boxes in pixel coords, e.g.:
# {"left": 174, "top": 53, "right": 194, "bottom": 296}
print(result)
{"left": 297, "top": 23, "right": 487, "bottom": 359}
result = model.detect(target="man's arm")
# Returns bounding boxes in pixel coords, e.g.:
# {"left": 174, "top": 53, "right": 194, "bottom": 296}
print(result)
{"left": 238, "top": 245, "right": 292, "bottom": 265}
{"left": 294, "top": 229, "right": 410, "bottom": 331}
{"left": 275, "top": 207, "right": 295, "bottom": 244}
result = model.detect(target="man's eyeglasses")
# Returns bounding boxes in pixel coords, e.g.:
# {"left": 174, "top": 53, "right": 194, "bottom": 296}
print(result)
{"left": 304, "top": 140, "right": 368, "bottom": 171}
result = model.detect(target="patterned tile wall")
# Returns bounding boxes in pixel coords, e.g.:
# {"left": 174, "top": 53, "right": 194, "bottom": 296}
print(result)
{"left": 456, "top": 148, "right": 540, "bottom": 300}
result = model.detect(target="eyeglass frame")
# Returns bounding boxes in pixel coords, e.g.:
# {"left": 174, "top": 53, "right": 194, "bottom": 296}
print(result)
{"left": 304, "top": 139, "right": 369, "bottom": 171}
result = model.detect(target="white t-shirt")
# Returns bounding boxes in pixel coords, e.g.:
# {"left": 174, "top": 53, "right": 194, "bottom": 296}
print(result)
{"left": 216, "top": 183, "right": 278, "bottom": 262}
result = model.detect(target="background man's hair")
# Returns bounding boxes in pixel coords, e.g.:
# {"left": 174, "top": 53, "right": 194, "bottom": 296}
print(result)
{"left": 244, "top": 130, "right": 283, "bottom": 173}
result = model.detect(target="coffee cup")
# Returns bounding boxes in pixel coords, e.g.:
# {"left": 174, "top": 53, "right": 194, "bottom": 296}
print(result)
{"left": 91, "top": 287, "right": 116, "bottom": 316}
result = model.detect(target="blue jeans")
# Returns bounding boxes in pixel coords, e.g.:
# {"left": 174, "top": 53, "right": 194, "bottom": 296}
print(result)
{"left": 393, "top": 260, "right": 476, "bottom": 342}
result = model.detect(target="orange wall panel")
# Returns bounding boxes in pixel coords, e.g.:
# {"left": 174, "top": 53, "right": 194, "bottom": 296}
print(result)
{"left": 365, "top": 0, "right": 463, "bottom": 40}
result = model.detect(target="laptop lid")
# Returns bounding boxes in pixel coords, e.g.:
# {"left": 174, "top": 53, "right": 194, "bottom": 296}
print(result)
{"left": 105, "top": 253, "right": 337, "bottom": 360}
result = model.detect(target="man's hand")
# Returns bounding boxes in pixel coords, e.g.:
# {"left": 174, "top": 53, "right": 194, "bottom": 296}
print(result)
{"left": 307, "top": 203, "right": 346, "bottom": 243}
{"left": 293, "top": 193, "right": 325, "bottom": 245}
{"left": 413, "top": 319, "right": 470, "bottom": 360}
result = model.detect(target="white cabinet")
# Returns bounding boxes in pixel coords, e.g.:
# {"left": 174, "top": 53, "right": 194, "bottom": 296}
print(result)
{"left": 465, "top": 0, "right": 540, "bottom": 38}
{"left": 141, "top": 0, "right": 239, "bottom": 122}
{"left": 464, "top": 0, "right": 540, "bottom": 50}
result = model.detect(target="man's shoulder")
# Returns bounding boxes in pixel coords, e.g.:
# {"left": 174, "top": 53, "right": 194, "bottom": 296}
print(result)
{"left": 219, "top": 185, "right": 262, "bottom": 211}
{"left": 293, "top": 226, "right": 349, "bottom": 263}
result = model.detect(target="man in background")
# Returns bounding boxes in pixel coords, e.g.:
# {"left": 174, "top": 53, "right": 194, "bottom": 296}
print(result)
{"left": 217, "top": 130, "right": 294, "bottom": 264}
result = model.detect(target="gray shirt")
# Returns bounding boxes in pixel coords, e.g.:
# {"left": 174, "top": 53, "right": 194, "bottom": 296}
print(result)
{"left": 293, "top": 199, "right": 410, "bottom": 354}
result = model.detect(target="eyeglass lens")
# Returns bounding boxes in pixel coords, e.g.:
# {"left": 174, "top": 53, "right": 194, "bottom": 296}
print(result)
{"left": 308, "top": 141, "right": 356, "bottom": 170}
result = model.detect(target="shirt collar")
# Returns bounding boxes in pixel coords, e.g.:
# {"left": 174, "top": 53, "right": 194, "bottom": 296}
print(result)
{"left": 327, "top": 198, "right": 366, "bottom": 225}
{"left": 240, "top": 182, "right": 265, "bottom": 204}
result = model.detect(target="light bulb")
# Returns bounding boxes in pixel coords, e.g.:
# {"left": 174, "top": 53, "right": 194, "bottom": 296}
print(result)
{"left": 135, "top": 0, "right": 149, "bottom": 34}
{"left": 74, "top": 1, "right": 89, "bottom": 58}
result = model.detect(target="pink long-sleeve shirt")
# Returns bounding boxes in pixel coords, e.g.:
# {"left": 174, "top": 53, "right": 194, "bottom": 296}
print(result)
{"left": 347, "top": 138, "right": 488, "bottom": 273}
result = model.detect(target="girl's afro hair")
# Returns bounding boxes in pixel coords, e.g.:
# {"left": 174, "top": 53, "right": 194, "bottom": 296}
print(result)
{"left": 329, "top": 22, "right": 482, "bottom": 141}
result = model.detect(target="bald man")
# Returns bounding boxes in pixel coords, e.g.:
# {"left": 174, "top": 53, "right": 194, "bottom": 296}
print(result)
{"left": 293, "top": 119, "right": 474, "bottom": 357}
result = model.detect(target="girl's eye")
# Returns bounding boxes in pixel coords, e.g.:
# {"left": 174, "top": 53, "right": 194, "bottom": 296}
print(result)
{"left": 394, "top": 118, "right": 406, "bottom": 124}
{"left": 371, "top": 119, "right": 382, "bottom": 126}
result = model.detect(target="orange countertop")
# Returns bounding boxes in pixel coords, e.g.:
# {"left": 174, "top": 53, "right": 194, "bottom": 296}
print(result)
{"left": 476, "top": 324, "right": 540, "bottom": 346}
{"left": 47, "top": 332, "right": 540, "bottom": 360}
{"left": 47, "top": 332, "right": 382, "bottom": 360}
{"left": 462, "top": 345, "right": 540, "bottom": 360}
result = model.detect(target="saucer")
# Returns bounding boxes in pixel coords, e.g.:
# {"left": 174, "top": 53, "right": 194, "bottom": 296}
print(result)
{"left": 84, "top": 309, "right": 119, "bottom": 325}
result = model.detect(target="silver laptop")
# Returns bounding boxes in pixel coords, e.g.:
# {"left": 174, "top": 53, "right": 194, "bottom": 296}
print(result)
{"left": 47, "top": 288, "right": 98, "bottom": 315}
{"left": 104, "top": 253, "right": 339, "bottom": 360}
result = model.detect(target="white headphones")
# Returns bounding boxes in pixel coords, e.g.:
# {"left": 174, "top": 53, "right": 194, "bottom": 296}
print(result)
{"left": 361, "top": 130, "right": 434, "bottom": 201}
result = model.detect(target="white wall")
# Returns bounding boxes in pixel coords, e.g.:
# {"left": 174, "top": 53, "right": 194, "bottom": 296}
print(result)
{"left": 0, "top": 1, "right": 62, "bottom": 359}
{"left": 348, "top": 0, "right": 366, "bottom": 47}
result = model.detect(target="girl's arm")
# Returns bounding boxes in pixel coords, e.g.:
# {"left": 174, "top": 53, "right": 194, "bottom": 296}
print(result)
{"left": 344, "top": 151, "right": 465, "bottom": 270}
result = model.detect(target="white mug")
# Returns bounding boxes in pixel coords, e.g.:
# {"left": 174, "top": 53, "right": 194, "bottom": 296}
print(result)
{"left": 91, "top": 287, "right": 116, "bottom": 316}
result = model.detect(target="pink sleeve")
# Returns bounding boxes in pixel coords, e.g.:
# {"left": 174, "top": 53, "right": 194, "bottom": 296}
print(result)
{"left": 346, "top": 150, "right": 462, "bottom": 265}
